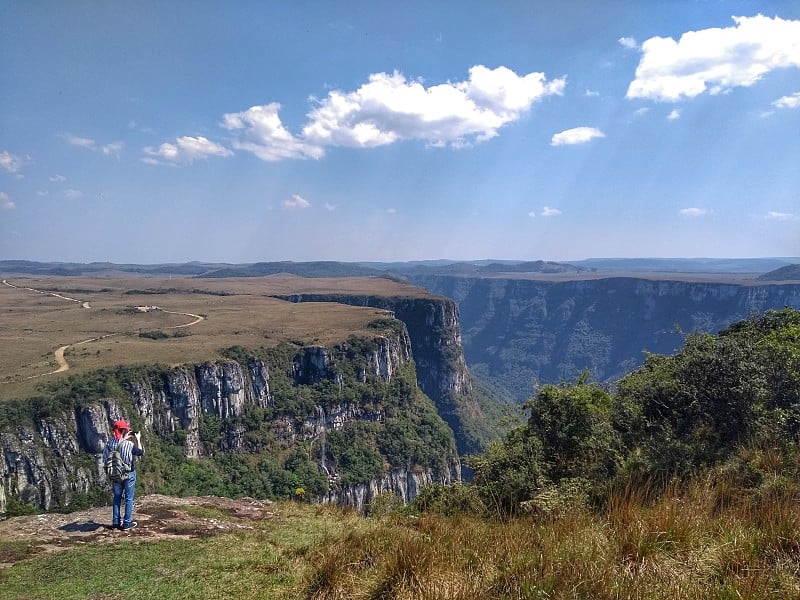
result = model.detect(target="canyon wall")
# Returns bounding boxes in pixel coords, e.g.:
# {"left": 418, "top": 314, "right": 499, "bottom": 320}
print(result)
{"left": 1, "top": 322, "right": 460, "bottom": 515}
{"left": 411, "top": 275, "right": 800, "bottom": 401}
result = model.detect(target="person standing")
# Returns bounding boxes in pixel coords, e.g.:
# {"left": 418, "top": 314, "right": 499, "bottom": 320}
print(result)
{"left": 102, "top": 419, "right": 144, "bottom": 530}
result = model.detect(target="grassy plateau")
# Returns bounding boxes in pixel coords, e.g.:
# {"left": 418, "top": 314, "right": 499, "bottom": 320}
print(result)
{"left": 0, "top": 274, "right": 427, "bottom": 400}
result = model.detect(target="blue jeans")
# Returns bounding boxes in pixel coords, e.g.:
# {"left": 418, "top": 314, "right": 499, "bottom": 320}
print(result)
{"left": 112, "top": 470, "right": 137, "bottom": 527}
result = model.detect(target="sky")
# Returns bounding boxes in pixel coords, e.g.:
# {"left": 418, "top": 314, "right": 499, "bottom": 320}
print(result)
{"left": 1, "top": 1, "right": 799, "bottom": 264}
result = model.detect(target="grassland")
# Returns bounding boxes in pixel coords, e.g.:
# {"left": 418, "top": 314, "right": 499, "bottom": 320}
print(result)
{"left": 3, "top": 476, "right": 800, "bottom": 599}
{"left": 0, "top": 274, "right": 429, "bottom": 400}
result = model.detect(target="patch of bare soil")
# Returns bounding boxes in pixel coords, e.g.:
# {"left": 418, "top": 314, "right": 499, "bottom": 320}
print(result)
{"left": 0, "top": 494, "right": 274, "bottom": 568}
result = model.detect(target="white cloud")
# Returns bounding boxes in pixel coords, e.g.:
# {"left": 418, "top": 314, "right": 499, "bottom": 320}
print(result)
{"left": 64, "top": 188, "right": 83, "bottom": 199}
{"left": 0, "top": 191, "right": 15, "bottom": 209}
{"left": 527, "top": 210, "right": 536, "bottom": 218}
{"left": 679, "top": 207, "right": 711, "bottom": 217}
{"left": 222, "top": 103, "right": 324, "bottom": 161}
{"left": 221, "top": 66, "right": 565, "bottom": 161}
{"left": 102, "top": 141, "right": 125, "bottom": 156}
{"left": 618, "top": 36, "right": 638, "bottom": 49}
{"left": 303, "top": 66, "right": 565, "bottom": 150}
{"left": 667, "top": 109, "right": 681, "bottom": 120}
{"left": 766, "top": 210, "right": 796, "bottom": 221}
{"left": 50, "top": 174, "right": 67, "bottom": 182}
{"left": 634, "top": 107, "right": 650, "bottom": 117}
{"left": 541, "top": 206, "right": 562, "bottom": 217}
{"left": 550, "top": 126, "right": 605, "bottom": 146}
{"left": 584, "top": 89, "right": 600, "bottom": 97}
{"left": 773, "top": 91, "right": 800, "bottom": 109}
{"left": 142, "top": 136, "right": 232, "bottom": 164}
{"left": 627, "top": 15, "right": 800, "bottom": 102}
{"left": 282, "top": 194, "right": 311, "bottom": 210}
{"left": 0, "top": 150, "right": 23, "bottom": 173}
{"left": 386, "top": 208, "right": 397, "bottom": 214}
{"left": 324, "top": 202, "right": 337, "bottom": 211}
{"left": 60, "top": 133, "right": 96, "bottom": 149}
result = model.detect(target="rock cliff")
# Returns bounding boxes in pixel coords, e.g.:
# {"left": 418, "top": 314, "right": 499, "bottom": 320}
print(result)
{"left": 273, "top": 293, "right": 482, "bottom": 454}
{"left": 0, "top": 326, "right": 460, "bottom": 515}
{"left": 410, "top": 275, "right": 800, "bottom": 402}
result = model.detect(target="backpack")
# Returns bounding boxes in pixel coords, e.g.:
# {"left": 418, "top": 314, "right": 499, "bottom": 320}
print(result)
{"left": 104, "top": 439, "right": 131, "bottom": 483}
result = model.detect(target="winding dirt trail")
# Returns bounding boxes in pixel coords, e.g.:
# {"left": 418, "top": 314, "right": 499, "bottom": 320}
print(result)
{"left": 3, "top": 279, "right": 206, "bottom": 379}
{"left": 162, "top": 309, "right": 205, "bottom": 328}
{"left": 2, "top": 278, "right": 90, "bottom": 307}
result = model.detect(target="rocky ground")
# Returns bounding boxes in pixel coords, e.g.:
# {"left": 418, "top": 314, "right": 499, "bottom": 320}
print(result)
{"left": 0, "top": 494, "right": 274, "bottom": 568}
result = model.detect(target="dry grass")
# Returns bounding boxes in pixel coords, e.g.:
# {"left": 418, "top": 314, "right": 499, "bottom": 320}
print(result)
{"left": 0, "top": 274, "right": 428, "bottom": 400}
{"left": 304, "top": 478, "right": 800, "bottom": 600}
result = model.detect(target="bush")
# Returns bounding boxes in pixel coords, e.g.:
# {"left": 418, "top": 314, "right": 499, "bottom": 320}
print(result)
{"left": 406, "top": 482, "right": 484, "bottom": 516}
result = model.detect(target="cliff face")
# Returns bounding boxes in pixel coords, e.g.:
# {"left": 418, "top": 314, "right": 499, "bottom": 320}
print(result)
{"left": 1, "top": 359, "right": 271, "bottom": 513}
{"left": 410, "top": 275, "right": 800, "bottom": 402}
{"left": 274, "top": 294, "right": 481, "bottom": 454}
{"left": 1, "top": 329, "right": 460, "bottom": 514}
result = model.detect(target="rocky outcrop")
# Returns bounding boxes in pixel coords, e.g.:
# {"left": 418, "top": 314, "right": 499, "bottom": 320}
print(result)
{"left": 0, "top": 359, "right": 273, "bottom": 513}
{"left": 322, "top": 464, "right": 461, "bottom": 514}
{"left": 274, "top": 294, "right": 481, "bottom": 454}
{"left": 410, "top": 275, "right": 800, "bottom": 401}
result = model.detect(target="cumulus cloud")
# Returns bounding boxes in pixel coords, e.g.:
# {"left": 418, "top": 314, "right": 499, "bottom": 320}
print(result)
{"left": 217, "top": 65, "right": 564, "bottom": 162}
{"left": 0, "top": 191, "right": 15, "bottom": 209}
{"left": 49, "top": 174, "right": 67, "bottom": 182}
{"left": 679, "top": 207, "right": 711, "bottom": 217}
{"left": 0, "top": 150, "right": 24, "bottom": 173}
{"left": 773, "top": 91, "right": 800, "bottom": 109}
{"left": 64, "top": 188, "right": 83, "bottom": 199}
{"left": 142, "top": 136, "right": 232, "bottom": 164}
{"left": 584, "top": 89, "right": 600, "bottom": 97}
{"left": 282, "top": 194, "right": 311, "bottom": 210}
{"left": 541, "top": 206, "right": 562, "bottom": 217}
{"left": 324, "top": 202, "right": 337, "bottom": 211}
{"left": 222, "top": 103, "right": 324, "bottom": 161}
{"left": 667, "top": 109, "right": 681, "bottom": 120}
{"left": 618, "top": 36, "right": 638, "bottom": 49}
{"left": 766, "top": 210, "right": 796, "bottom": 221}
{"left": 550, "top": 126, "right": 605, "bottom": 146}
{"left": 304, "top": 66, "right": 564, "bottom": 149}
{"left": 627, "top": 15, "right": 800, "bottom": 102}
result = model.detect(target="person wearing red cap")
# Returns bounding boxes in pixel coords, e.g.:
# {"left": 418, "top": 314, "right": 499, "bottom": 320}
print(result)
{"left": 102, "top": 419, "right": 145, "bottom": 530}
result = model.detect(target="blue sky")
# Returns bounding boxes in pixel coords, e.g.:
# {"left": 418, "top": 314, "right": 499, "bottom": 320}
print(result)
{"left": 1, "top": 1, "right": 798, "bottom": 264}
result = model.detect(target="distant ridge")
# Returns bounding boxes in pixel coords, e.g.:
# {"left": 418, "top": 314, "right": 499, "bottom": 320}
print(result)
{"left": 567, "top": 257, "right": 800, "bottom": 274}
{"left": 197, "top": 261, "right": 382, "bottom": 278}
{"left": 759, "top": 264, "right": 800, "bottom": 281}
{"left": 2, "top": 258, "right": 798, "bottom": 278}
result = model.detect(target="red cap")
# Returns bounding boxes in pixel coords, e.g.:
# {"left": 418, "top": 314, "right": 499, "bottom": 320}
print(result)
{"left": 113, "top": 419, "right": 131, "bottom": 432}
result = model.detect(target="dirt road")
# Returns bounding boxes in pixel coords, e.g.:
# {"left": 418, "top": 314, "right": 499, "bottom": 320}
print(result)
{"left": 3, "top": 279, "right": 206, "bottom": 378}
